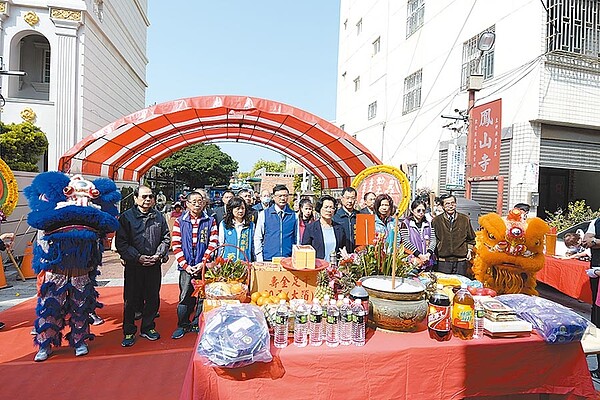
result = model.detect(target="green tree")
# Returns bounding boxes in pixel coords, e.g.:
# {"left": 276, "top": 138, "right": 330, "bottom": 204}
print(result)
{"left": 546, "top": 200, "right": 600, "bottom": 231}
{"left": 158, "top": 143, "right": 238, "bottom": 188}
{"left": 249, "top": 159, "right": 286, "bottom": 176}
{"left": 0, "top": 122, "right": 48, "bottom": 172}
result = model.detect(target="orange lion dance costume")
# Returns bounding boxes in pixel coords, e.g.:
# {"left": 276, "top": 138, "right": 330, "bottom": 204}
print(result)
{"left": 473, "top": 209, "right": 549, "bottom": 296}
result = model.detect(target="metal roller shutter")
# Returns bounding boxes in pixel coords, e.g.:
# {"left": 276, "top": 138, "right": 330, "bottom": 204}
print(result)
{"left": 540, "top": 139, "right": 600, "bottom": 171}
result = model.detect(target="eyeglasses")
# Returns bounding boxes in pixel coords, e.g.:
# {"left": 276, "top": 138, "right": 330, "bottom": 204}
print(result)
{"left": 188, "top": 200, "right": 204, "bottom": 205}
{"left": 140, "top": 194, "right": 155, "bottom": 199}
{"left": 414, "top": 208, "right": 426, "bottom": 213}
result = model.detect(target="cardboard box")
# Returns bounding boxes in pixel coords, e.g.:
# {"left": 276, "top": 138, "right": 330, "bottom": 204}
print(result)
{"left": 251, "top": 262, "right": 318, "bottom": 302}
{"left": 292, "top": 244, "right": 316, "bottom": 269}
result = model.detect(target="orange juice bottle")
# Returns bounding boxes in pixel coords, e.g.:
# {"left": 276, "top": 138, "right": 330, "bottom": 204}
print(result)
{"left": 451, "top": 284, "right": 474, "bottom": 340}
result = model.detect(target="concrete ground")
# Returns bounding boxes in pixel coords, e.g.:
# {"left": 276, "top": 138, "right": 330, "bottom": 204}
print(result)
{"left": 1, "top": 252, "right": 598, "bottom": 390}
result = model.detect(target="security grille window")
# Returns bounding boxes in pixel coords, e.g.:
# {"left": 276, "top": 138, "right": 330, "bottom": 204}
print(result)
{"left": 354, "top": 76, "right": 360, "bottom": 92}
{"left": 402, "top": 69, "right": 422, "bottom": 115}
{"left": 43, "top": 49, "right": 51, "bottom": 83}
{"left": 406, "top": 0, "right": 424, "bottom": 38}
{"left": 546, "top": 0, "right": 600, "bottom": 57}
{"left": 357, "top": 19, "right": 362, "bottom": 35}
{"left": 460, "top": 26, "right": 495, "bottom": 90}
{"left": 368, "top": 101, "right": 377, "bottom": 120}
{"left": 373, "top": 37, "right": 381, "bottom": 55}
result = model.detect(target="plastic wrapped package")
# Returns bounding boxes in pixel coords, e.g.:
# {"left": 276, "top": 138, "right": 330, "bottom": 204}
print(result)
{"left": 197, "top": 304, "right": 272, "bottom": 368}
{"left": 496, "top": 294, "right": 589, "bottom": 344}
{"left": 204, "top": 281, "right": 248, "bottom": 301}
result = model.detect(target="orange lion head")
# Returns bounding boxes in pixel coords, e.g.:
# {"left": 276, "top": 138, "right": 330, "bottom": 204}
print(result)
{"left": 472, "top": 209, "right": 549, "bottom": 295}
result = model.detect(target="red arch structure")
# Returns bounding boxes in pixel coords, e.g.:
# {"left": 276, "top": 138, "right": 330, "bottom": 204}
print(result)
{"left": 58, "top": 96, "right": 381, "bottom": 189}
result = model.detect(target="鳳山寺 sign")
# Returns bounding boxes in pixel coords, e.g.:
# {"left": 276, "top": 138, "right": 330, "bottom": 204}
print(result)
{"left": 470, "top": 99, "right": 501, "bottom": 177}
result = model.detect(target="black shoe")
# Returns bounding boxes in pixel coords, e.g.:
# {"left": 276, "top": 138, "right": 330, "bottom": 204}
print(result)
{"left": 121, "top": 334, "right": 135, "bottom": 347}
{"left": 140, "top": 329, "right": 160, "bottom": 341}
{"left": 134, "top": 312, "right": 142, "bottom": 320}
{"left": 0, "top": 321, "right": 5, "bottom": 330}
{"left": 591, "top": 369, "right": 600, "bottom": 379}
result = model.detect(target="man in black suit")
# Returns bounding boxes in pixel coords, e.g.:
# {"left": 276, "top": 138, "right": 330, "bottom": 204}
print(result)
{"left": 213, "top": 190, "right": 234, "bottom": 226}
{"left": 359, "top": 191, "right": 376, "bottom": 214}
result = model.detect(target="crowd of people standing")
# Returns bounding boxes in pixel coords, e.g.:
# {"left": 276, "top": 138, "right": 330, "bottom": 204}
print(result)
{"left": 113, "top": 183, "right": 480, "bottom": 346}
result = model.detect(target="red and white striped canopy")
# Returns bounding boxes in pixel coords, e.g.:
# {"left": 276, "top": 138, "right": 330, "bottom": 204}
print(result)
{"left": 58, "top": 96, "right": 380, "bottom": 189}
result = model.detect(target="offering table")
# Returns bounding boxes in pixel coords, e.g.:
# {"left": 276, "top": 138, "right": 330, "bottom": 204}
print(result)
{"left": 538, "top": 256, "right": 592, "bottom": 303}
{"left": 180, "top": 323, "right": 595, "bottom": 400}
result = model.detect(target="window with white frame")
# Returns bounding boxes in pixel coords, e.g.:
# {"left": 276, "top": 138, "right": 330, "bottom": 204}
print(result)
{"left": 402, "top": 69, "right": 422, "bottom": 115}
{"left": 354, "top": 76, "right": 360, "bottom": 92}
{"left": 547, "top": 0, "right": 600, "bottom": 57}
{"left": 406, "top": 0, "right": 424, "bottom": 38}
{"left": 460, "top": 26, "right": 495, "bottom": 90}
{"left": 373, "top": 37, "right": 381, "bottom": 55}
{"left": 357, "top": 19, "right": 363, "bottom": 35}
{"left": 368, "top": 101, "right": 377, "bottom": 120}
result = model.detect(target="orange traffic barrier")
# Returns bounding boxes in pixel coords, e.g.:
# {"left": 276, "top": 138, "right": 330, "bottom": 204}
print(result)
{"left": 19, "top": 241, "right": 36, "bottom": 279}
{"left": 0, "top": 256, "right": 10, "bottom": 289}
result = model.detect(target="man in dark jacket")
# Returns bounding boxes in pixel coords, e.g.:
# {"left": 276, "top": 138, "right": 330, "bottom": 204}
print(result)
{"left": 116, "top": 186, "right": 171, "bottom": 347}
{"left": 431, "top": 194, "right": 476, "bottom": 276}
{"left": 333, "top": 187, "right": 358, "bottom": 252}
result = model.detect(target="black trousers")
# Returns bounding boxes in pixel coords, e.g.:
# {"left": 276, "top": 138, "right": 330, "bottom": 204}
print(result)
{"left": 436, "top": 260, "right": 469, "bottom": 277}
{"left": 591, "top": 272, "right": 599, "bottom": 326}
{"left": 177, "top": 270, "right": 203, "bottom": 329}
{"left": 123, "top": 263, "right": 161, "bottom": 335}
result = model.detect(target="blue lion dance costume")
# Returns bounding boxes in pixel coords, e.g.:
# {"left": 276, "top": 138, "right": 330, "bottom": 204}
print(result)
{"left": 24, "top": 172, "right": 120, "bottom": 361}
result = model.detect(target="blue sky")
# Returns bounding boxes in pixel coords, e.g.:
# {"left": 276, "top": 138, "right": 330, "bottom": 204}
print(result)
{"left": 145, "top": 1, "right": 341, "bottom": 171}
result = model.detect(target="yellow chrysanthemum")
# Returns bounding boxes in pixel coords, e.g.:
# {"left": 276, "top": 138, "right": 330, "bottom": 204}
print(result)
{"left": 0, "top": 157, "right": 18, "bottom": 218}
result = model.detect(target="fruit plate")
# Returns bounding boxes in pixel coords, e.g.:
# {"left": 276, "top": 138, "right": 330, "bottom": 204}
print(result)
{"left": 280, "top": 257, "right": 329, "bottom": 272}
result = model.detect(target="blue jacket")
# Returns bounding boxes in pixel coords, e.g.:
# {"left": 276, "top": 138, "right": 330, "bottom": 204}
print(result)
{"left": 301, "top": 220, "right": 347, "bottom": 260}
{"left": 219, "top": 220, "right": 255, "bottom": 262}
{"left": 178, "top": 211, "right": 215, "bottom": 269}
{"left": 262, "top": 204, "right": 297, "bottom": 261}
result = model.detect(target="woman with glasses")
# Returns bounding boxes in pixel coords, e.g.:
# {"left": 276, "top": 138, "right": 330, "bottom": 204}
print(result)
{"left": 400, "top": 199, "right": 436, "bottom": 271}
{"left": 301, "top": 195, "right": 347, "bottom": 262}
{"left": 218, "top": 196, "right": 255, "bottom": 262}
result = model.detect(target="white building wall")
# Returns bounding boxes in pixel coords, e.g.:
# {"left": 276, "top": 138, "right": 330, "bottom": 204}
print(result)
{"left": 336, "top": 0, "right": 554, "bottom": 194}
{"left": 0, "top": 0, "right": 147, "bottom": 171}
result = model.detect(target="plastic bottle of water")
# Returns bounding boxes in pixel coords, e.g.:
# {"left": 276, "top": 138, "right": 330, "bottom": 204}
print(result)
{"left": 294, "top": 299, "right": 309, "bottom": 347}
{"left": 321, "top": 294, "right": 330, "bottom": 339}
{"left": 274, "top": 299, "right": 289, "bottom": 348}
{"left": 339, "top": 298, "right": 353, "bottom": 345}
{"left": 473, "top": 299, "right": 485, "bottom": 339}
{"left": 351, "top": 298, "right": 366, "bottom": 346}
{"left": 326, "top": 299, "right": 340, "bottom": 347}
{"left": 309, "top": 298, "right": 323, "bottom": 346}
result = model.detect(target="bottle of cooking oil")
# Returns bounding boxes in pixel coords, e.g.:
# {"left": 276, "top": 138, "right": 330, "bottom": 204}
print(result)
{"left": 451, "top": 283, "right": 474, "bottom": 340}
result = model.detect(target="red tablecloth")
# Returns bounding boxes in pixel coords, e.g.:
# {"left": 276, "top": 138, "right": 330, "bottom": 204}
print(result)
{"left": 179, "top": 325, "right": 596, "bottom": 400}
{"left": 537, "top": 256, "right": 592, "bottom": 303}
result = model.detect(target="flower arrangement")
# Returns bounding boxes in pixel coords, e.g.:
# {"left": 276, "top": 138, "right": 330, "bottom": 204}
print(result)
{"left": 204, "top": 255, "right": 250, "bottom": 283}
{"left": 329, "top": 233, "right": 416, "bottom": 295}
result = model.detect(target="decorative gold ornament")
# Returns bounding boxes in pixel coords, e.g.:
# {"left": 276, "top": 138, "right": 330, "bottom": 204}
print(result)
{"left": 0, "top": 2, "right": 7, "bottom": 14}
{"left": 352, "top": 165, "right": 412, "bottom": 216}
{"left": 20, "top": 107, "right": 36, "bottom": 123}
{"left": 50, "top": 8, "right": 82, "bottom": 22}
{"left": 0, "top": 157, "right": 18, "bottom": 220}
{"left": 24, "top": 11, "right": 40, "bottom": 26}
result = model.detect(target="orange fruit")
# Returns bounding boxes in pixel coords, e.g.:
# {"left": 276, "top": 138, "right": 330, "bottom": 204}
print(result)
{"left": 251, "top": 292, "right": 261, "bottom": 302}
{"left": 263, "top": 298, "right": 273, "bottom": 305}
{"left": 277, "top": 291, "right": 288, "bottom": 301}
{"left": 269, "top": 295, "right": 279, "bottom": 304}
{"left": 256, "top": 297, "right": 266, "bottom": 306}
{"left": 260, "top": 291, "right": 270, "bottom": 298}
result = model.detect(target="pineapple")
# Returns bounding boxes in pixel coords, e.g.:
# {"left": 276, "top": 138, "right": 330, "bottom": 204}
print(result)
{"left": 314, "top": 270, "right": 334, "bottom": 301}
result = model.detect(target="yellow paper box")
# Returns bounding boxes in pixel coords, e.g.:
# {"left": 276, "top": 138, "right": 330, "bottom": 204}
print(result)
{"left": 251, "top": 262, "right": 318, "bottom": 302}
